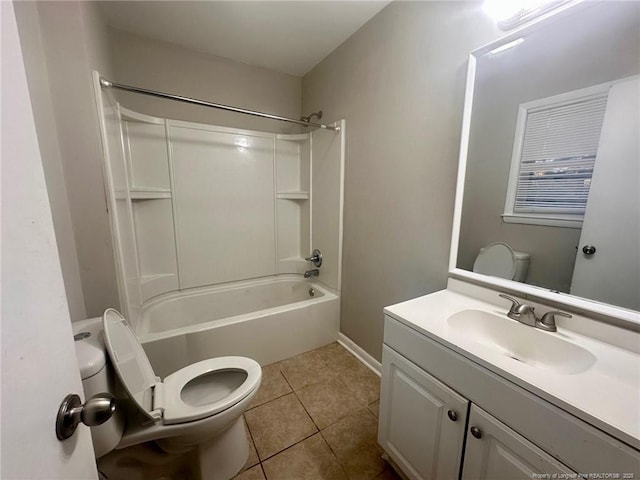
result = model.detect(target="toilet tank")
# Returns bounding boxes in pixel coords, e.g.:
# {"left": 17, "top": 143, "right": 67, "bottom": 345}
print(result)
{"left": 73, "top": 317, "right": 124, "bottom": 458}
{"left": 512, "top": 250, "right": 531, "bottom": 282}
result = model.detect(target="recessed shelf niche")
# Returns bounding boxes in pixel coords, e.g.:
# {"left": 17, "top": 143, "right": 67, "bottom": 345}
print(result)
{"left": 276, "top": 134, "right": 311, "bottom": 274}
{"left": 121, "top": 108, "right": 178, "bottom": 300}
{"left": 122, "top": 109, "right": 170, "bottom": 191}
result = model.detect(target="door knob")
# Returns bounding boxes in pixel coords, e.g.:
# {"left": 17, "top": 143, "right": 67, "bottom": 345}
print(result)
{"left": 56, "top": 393, "right": 116, "bottom": 440}
{"left": 582, "top": 245, "right": 596, "bottom": 255}
{"left": 470, "top": 426, "right": 483, "bottom": 439}
{"left": 447, "top": 410, "right": 458, "bottom": 422}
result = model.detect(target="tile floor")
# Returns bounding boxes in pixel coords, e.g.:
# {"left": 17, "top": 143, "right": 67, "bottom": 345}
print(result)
{"left": 233, "top": 343, "right": 402, "bottom": 480}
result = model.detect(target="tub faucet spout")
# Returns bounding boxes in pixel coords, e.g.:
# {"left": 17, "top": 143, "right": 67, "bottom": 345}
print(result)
{"left": 304, "top": 269, "right": 319, "bottom": 278}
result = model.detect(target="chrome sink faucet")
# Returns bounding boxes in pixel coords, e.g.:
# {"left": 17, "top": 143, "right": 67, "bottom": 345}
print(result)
{"left": 499, "top": 294, "right": 571, "bottom": 332}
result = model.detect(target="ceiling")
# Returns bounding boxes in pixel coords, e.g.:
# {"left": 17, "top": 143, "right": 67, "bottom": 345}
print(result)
{"left": 98, "top": 1, "right": 391, "bottom": 77}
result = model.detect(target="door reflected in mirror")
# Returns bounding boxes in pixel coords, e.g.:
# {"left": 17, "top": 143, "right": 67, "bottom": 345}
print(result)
{"left": 456, "top": 2, "right": 639, "bottom": 311}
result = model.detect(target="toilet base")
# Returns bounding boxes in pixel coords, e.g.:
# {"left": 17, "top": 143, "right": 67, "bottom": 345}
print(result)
{"left": 198, "top": 417, "right": 249, "bottom": 480}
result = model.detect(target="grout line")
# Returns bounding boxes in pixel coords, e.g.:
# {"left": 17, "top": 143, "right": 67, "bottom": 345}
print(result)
{"left": 245, "top": 388, "right": 292, "bottom": 412}
{"left": 292, "top": 385, "right": 322, "bottom": 432}
{"left": 279, "top": 367, "right": 295, "bottom": 391}
{"left": 317, "top": 428, "right": 350, "bottom": 477}
{"left": 258, "top": 430, "right": 319, "bottom": 464}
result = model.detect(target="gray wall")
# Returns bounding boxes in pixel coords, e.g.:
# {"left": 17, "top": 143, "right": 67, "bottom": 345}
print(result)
{"left": 302, "top": 2, "right": 499, "bottom": 361}
{"left": 457, "top": 2, "right": 640, "bottom": 293}
{"left": 15, "top": 1, "right": 117, "bottom": 320}
{"left": 107, "top": 29, "right": 302, "bottom": 134}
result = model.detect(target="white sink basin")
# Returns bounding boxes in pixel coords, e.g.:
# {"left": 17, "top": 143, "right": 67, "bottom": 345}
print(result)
{"left": 447, "top": 309, "right": 596, "bottom": 375}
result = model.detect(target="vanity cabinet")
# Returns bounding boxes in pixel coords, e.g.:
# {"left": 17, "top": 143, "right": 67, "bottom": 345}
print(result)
{"left": 379, "top": 345, "right": 575, "bottom": 480}
{"left": 379, "top": 346, "right": 468, "bottom": 479}
{"left": 379, "top": 314, "right": 640, "bottom": 480}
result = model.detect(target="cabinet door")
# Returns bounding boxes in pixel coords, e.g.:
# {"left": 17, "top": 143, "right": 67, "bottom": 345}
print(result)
{"left": 462, "top": 405, "right": 576, "bottom": 479}
{"left": 379, "top": 345, "right": 469, "bottom": 480}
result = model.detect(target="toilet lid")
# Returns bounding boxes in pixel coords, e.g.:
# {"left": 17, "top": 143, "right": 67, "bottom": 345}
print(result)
{"left": 103, "top": 308, "right": 158, "bottom": 421}
{"left": 473, "top": 242, "right": 516, "bottom": 280}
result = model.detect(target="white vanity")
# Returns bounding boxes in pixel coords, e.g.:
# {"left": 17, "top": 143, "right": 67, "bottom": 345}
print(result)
{"left": 378, "top": 2, "right": 640, "bottom": 478}
{"left": 378, "top": 279, "right": 640, "bottom": 479}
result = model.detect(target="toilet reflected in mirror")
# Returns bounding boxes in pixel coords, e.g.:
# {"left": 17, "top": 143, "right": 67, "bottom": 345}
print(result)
{"left": 473, "top": 242, "right": 530, "bottom": 283}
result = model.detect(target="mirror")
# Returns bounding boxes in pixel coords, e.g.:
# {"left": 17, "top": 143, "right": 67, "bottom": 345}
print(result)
{"left": 454, "top": 2, "right": 639, "bottom": 314}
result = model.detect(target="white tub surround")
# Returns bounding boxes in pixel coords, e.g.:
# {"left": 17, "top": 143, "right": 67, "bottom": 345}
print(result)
{"left": 379, "top": 282, "right": 640, "bottom": 479}
{"left": 93, "top": 71, "right": 345, "bottom": 332}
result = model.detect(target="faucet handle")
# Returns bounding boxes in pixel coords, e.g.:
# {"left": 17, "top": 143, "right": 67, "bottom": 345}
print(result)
{"left": 498, "top": 294, "right": 521, "bottom": 314}
{"left": 540, "top": 310, "right": 572, "bottom": 324}
{"left": 537, "top": 310, "right": 571, "bottom": 332}
{"left": 305, "top": 249, "right": 323, "bottom": 267}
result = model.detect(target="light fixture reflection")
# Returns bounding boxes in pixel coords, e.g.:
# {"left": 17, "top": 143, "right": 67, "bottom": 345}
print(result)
{"left": 235, "top": 136, "right": 249, "bottom": 152}
{"left": 483, "top": 0, "right": 544, "bottom": 22}
{"left": 483, "top": 0, "right": 572, "bottom": 30}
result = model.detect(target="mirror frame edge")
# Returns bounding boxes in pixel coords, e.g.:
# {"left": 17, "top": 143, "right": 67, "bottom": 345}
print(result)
{"left": 447, "top": 0, "right": 640, "bottom": 331}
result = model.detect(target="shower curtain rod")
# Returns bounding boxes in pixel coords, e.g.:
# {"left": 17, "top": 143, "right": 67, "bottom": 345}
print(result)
{"left": 99, "top": 77, "right": 340, "bottom": 132}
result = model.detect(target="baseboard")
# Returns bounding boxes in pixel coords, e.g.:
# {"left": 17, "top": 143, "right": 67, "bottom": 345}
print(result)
{"left": 337, "top": 332, "right": 381, "bottom": 377}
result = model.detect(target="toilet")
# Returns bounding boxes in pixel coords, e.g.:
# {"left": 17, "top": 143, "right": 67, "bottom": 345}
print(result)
{"left": 472, "top": 242, "right": 530, "bottom": 282}
{"left": 73, "top": 308, "right": 261, "bottom": 480}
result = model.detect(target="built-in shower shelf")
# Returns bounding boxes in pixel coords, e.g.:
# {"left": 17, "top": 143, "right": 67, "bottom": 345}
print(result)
{"left": 130, "top": 188, "right": 172, "bottom": 200}
{"left": 276, "top": 191, "right": 309, "bottom": 200}
{"left": 141, "top": 273, "right": 178, "bottom": 300}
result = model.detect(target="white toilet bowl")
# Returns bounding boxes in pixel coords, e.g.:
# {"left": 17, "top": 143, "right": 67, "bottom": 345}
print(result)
{"left": 76, "top": 309, "right": 262, "bottom": 480}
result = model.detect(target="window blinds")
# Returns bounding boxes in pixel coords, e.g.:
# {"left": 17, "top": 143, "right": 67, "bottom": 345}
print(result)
{"left": 514, "top": 93, "right": 608, "bottom": 215}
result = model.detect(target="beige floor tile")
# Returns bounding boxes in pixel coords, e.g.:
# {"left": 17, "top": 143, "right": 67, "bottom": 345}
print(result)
{"left": 338, "top": 361, "right": 381, "bottom": 404}
{"left": 278, "top": 351, "right": 335, "bottom": 390}
{"left": 297, "top": 377, "right": 367, "bottom": 429}
{"left": 262, "top": 433, "right": 349, "bottom": 480}
{"left": 233, "top": 465, "right": 266, "bottom": 480}
{"left": 244, "top": 393, "right": 317, "bottom": 460}
{"left": 322, "top": 409, "right": 386, "bottom": 480}
{"left": 314, "top": 342, "right": 363, "bottom": 372}
{"left": 368, "top": 400, "right": 380, "bottom": 419}
{"left": 249, "top": 363, "right": 292, "bottom": 409}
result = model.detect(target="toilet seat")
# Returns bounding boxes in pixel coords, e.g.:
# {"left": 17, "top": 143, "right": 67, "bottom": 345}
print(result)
{"left": 162, "top": 356, "right": 261, "bottom": 424}
{"left": 102, "top": 309, "right": 261, "bottom": 426}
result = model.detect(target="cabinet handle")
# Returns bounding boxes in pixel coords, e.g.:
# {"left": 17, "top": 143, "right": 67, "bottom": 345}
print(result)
{"left": 447, "top": 410, "right": 457, "bottom": 422}
{"left": 470, "top": 426, "right": 482, "bottom": 439}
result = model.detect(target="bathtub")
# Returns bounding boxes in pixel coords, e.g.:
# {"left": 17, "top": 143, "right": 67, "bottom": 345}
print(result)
{"left": 138, "top": 275, "right": 340, "bottom": 378}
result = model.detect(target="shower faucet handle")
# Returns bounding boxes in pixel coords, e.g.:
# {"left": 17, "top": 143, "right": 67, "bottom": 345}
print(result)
{"left": 305, "top": 249, "right": 323, "bottom": 267}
